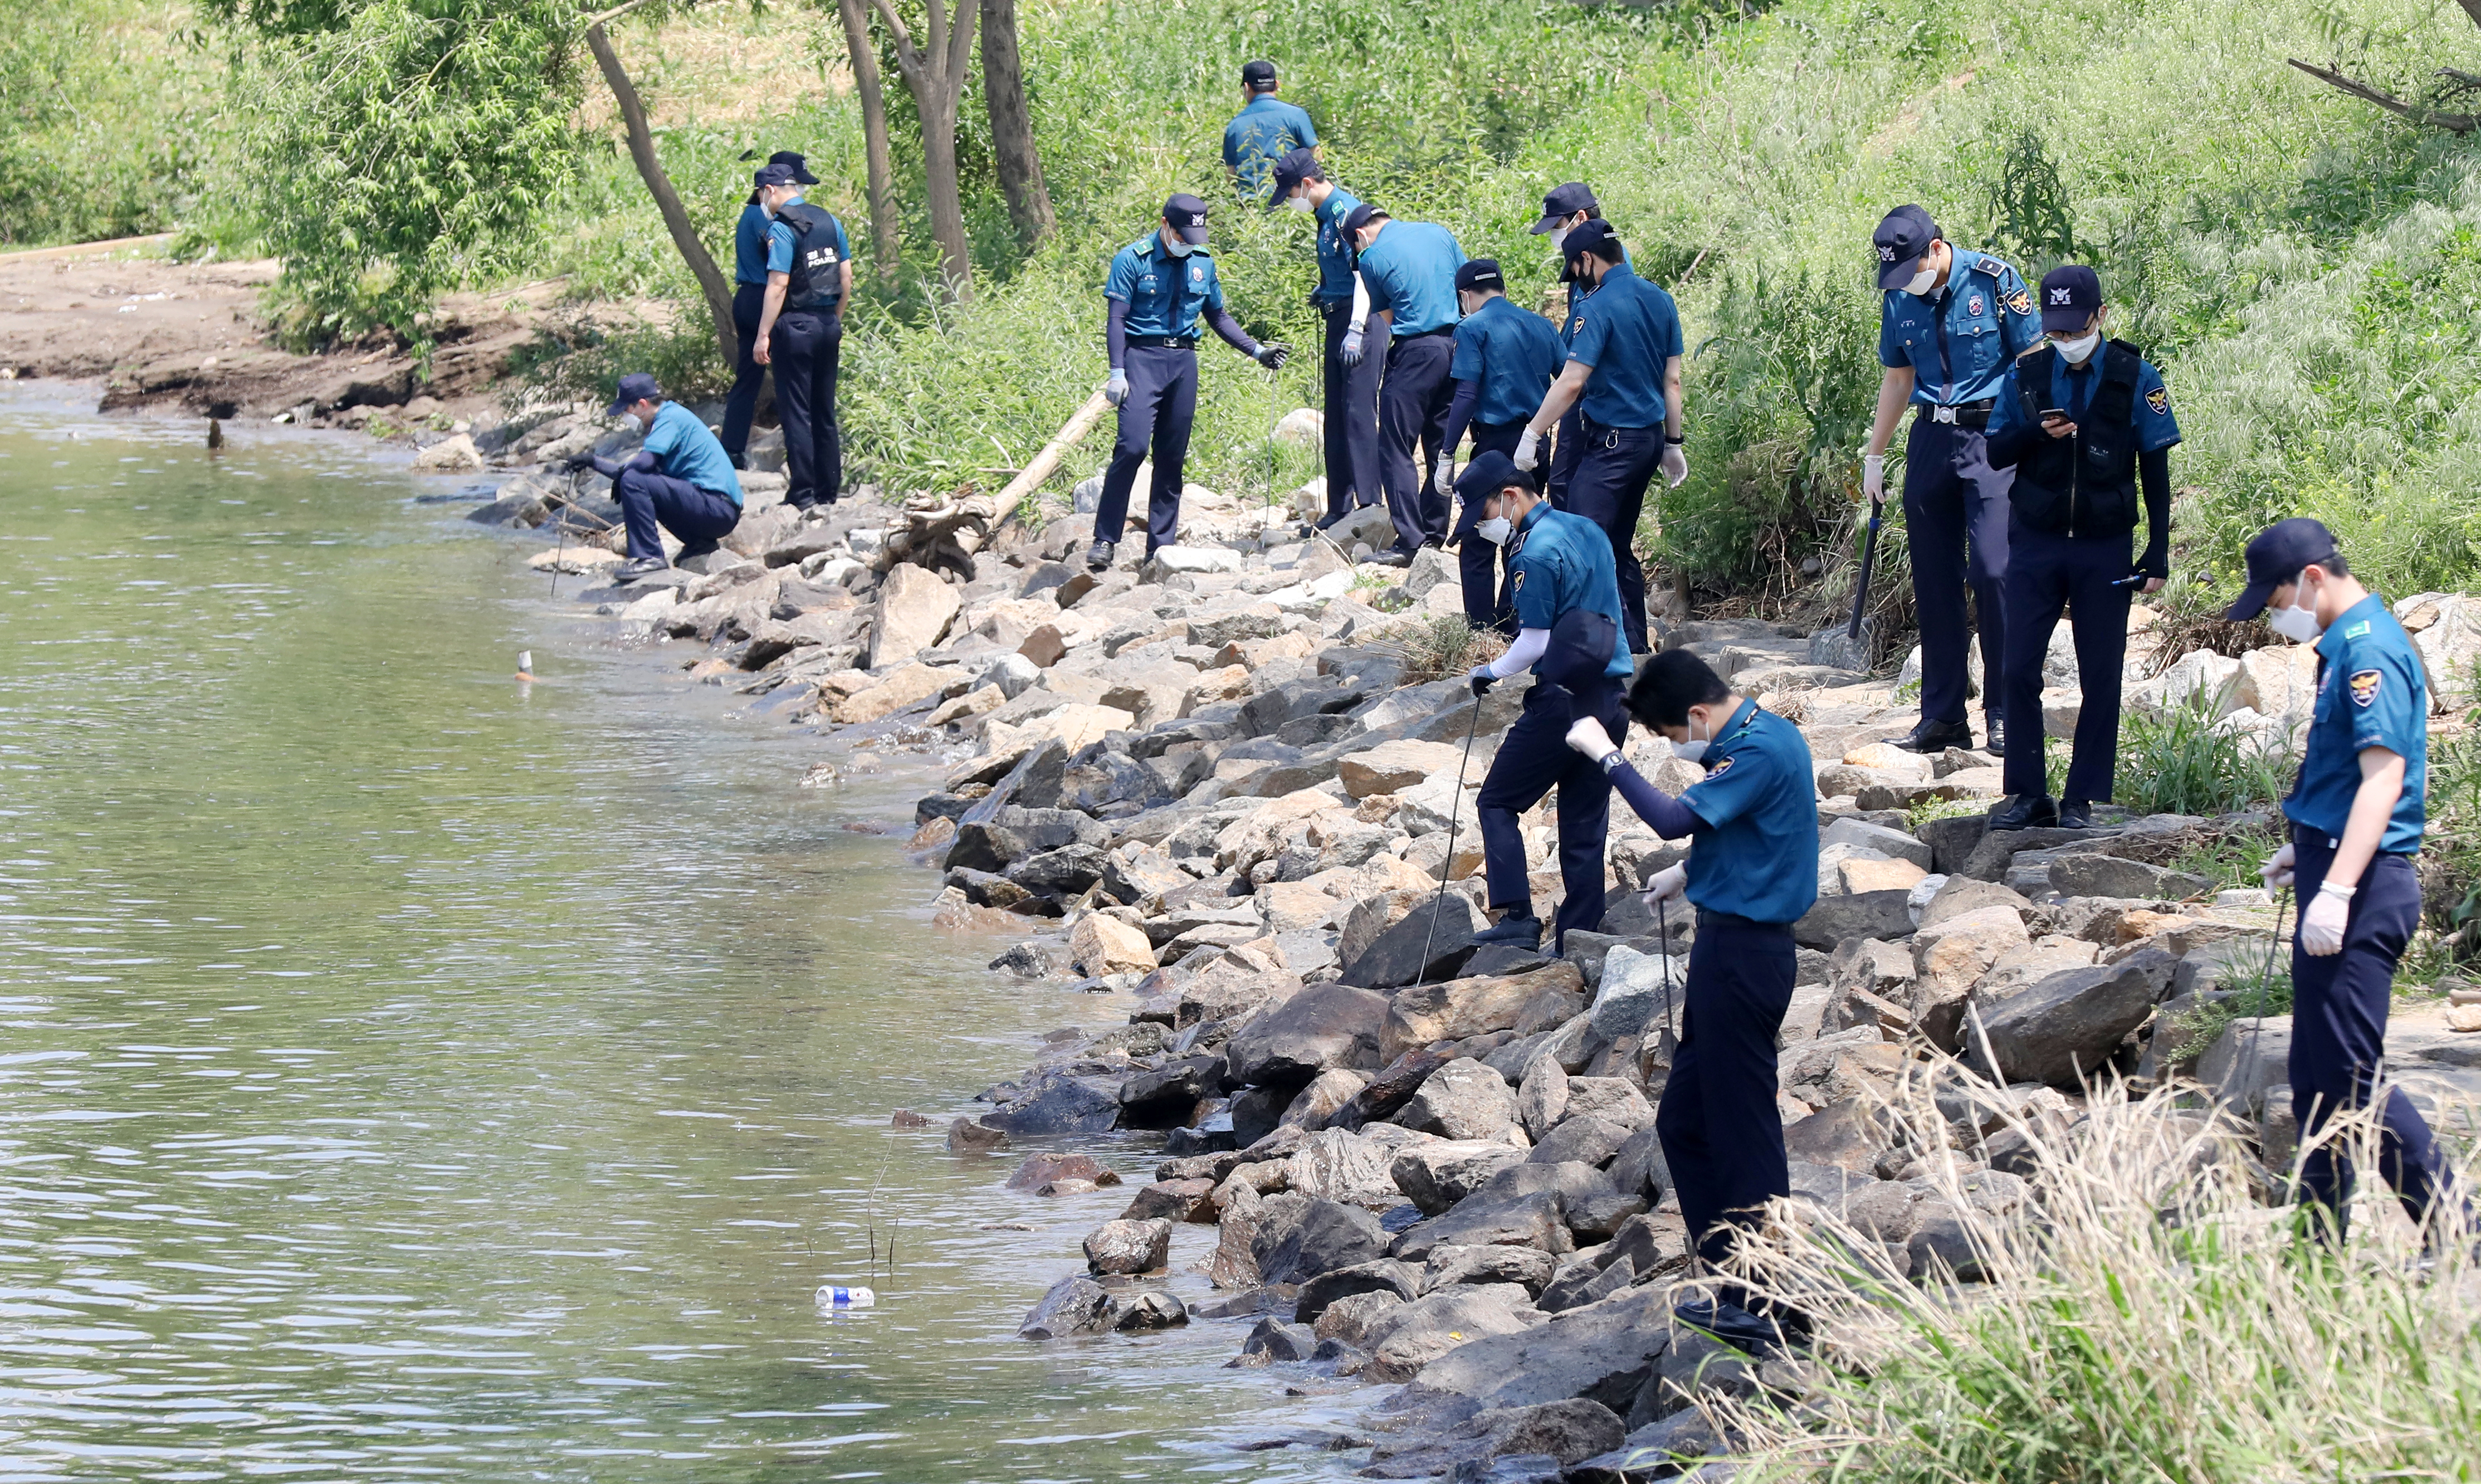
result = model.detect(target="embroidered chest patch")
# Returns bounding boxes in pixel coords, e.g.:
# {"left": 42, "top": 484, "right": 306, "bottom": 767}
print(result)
{"left": 1966, "top": 295, "right": 1985, "bottom": 318}
{"left": 2350, "top": 668, "right": 2382, "bottom": 707}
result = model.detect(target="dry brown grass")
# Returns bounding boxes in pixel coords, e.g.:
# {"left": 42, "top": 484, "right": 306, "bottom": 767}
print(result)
{"left": 576, "top": 8, "right": 852, "bottom": 138}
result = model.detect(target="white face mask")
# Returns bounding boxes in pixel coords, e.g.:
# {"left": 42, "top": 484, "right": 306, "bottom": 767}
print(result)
{"left": 2052, "top": 330, "right": 2101, "bottom": 365}
{"left": 1901, "top": 263, "right": 1937, "bottom": 296}
{"left": 2268, "top": 573, "right": 2324, "bottom": 644}
{"left": 624, "top": 411, "right": 647, "bottom": 433}
{"left": 1285, "top": 193, "right": 1312, "bottom": 213}
{"left": 1547, "top": 226, "right": 1569, "bottom": 254}
{"left": 1165, "top": 237, "right": 1196, "bottom": 257}
{"left": 1670, "top": 710, "right": 1713, "bottom": 763}
{"left": 1474, "top": 516, "right": 1513, "bottom": 546}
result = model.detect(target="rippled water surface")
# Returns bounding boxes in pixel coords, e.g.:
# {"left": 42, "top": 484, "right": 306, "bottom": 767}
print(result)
{"left": 0, "top": 397, "right": 1363, "bottom": 1481}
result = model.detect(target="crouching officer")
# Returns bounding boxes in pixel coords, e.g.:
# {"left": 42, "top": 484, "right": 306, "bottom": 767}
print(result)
{"left": 1459, "top": 450, "right": 1634, "bottom": 954}
{"left": 1564, "top": 648, "right": 1818, "bottom": 1351}
{"left": 1092, "top": 194, "right": 1290, "bottom": 570}
{"left": 567, "top": 373, "right": 743, "bottom": 581}
{"left": 1985, "top": 265, "right": 2179, "bottom": 831}
{"left": 1438, "top": 258, "right": 1564, "bottom": 632}
{"left": 1863, "top": 204, "right": 2042, "bottom": 755}
{"left": 2230, "top": 518, "right": 2468, "bottom": 1243}
{"left": 1271, "top": 148, "right": 1382, "bottom": 526}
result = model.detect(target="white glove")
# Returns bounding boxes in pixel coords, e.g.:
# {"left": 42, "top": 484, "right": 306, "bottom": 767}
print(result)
{"left": 1660, "top": 441, "right": 1688, "bottom": 489}
{"left": 1514, "top": 428, "right": 1541, "bottom": 471}
{"left": 1340, "top": 328, "right": 1366, "bottom": 368}
{"left": 1565, "top": 716, "right": 1618, "bottom": 763}
{"left": 1643, "top": 862, "right": 1687, "bottom": 905}
{"left": 2259, "top": 843, "right": 2295, "bottom": 891}
{"left": 1862, "top": 452, "right": 1885, "bottom": 500}
{"left": 1105, "top": 369, "right": 1129, "bottom": 407}
{"left": 2299, "top": 881, "right": 2352, "bottom": 956}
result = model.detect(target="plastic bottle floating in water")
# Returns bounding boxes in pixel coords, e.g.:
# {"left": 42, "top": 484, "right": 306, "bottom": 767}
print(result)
{"left": 816, "top": 1285, "right": 876, "bottom": 1309}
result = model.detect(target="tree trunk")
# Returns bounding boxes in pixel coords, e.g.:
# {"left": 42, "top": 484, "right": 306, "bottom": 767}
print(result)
{"left": 979, "top": 0, "right": 1053, "bottom": 246}
{"left": 832, "top": 0, "right": 901, "bottom": 289}
{"left": 585, "top": 23, "right": 738, "bottom": 364}
{"left": 870, "top": 0, "right": 980, "bottom": 302}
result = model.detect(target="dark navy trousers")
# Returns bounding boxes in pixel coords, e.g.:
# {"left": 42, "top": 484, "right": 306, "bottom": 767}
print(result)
{"left": 1903, "top": 417, "right": 2012, "bottom": 730}
{"left": 1475, "top": 677, "right": 1627, "bottom": 946}
{"left": 1095, "top": 344, "right": 1198, "bottom": 554}
{"left": 615, "top": 468, "right": 740, "bottom": 562}
{"left": 1453, "top": 418, "right": 1524, "bottom": 633}
{"left": 1545, "top": 404, "right": 1585, "bottom": 507}
{"left": 1378, "top": 331, "right": 1456, "bottom": 553}
{"left": 1562, "top": 418, "right": 1661, "bottom": 654}
{"left": 1658, "top": 914, "right": 1796, "bottom": 1292}
{"left": 720, "top": 282, "right": 768, "bottom": 467}
{"left": 775, "top": 307, "right": 843, "bottom": 509}
{"left": 2000, "top": 522, "right": 2132, "bottom": 802}
{"left": 2289, "top": 831, "right": 2463, "bottom": 1237}
{"left": 1321, "top": 299, "right": 1385, "bottom": 519}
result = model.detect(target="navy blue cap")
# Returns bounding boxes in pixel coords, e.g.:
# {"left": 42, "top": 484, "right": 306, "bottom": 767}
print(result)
{"left": 1454, "top": 259, "right": 1504, "bottom": 294}
{"left": 1163, "top": 193, "right": 1210, "bottom": 245}
{"left": 1530, "top": 182, "right": 1598, "bottom": 235}
{"left": 2226, "top": 518, "right": 2341, "bottom": 621}
{"left": 766, "top": 150, "right": 819, "bottom": 186}
{"left": 1341, "top": 202, "right": 1386, "bottom": 237}
{"left": 754, "top": 162, "right": 798, "bottom": 189}
{"left": 1241, "top": 59, "right": 1277, "bottom": 90}
{"left": 608, "top": 372, "right": 662, "bottom": 417}
{"left": 1562, "top": 218, "right": 1623, "bottom": 266}
{"left": 1454, "top": 450, "right": 1534, "bottom": 506}
{"left": 2038, "top": 263, "right": 2103, "bottom": 333}
{"left": 1874, "top": 204, "right": 1939, "bottom": 290}
{"left": 1268, "top": 147, "right": 1321, "bottom": 206}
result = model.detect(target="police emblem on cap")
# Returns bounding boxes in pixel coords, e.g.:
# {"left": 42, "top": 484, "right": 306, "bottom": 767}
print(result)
{"left": 1967, "top": 295, "right": 1984, "bottom": 317}
{"left": 2049, "top": 286, "right": 2073, "bottom": 306}
{"left": 2005, "top": 288, "right": 2031, "bottom": 315}
{"left": 2147, "top": 387, "right": 2170, "bottom": 414}
{"left": 2350, "top": 668, "right": 2382, "bottom": 707}
{"left": 1878, "top": 244, "right": 1896, "bottom": 262}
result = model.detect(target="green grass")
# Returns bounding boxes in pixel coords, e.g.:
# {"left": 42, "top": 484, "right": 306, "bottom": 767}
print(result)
{"left": 2114, "top": 690, "right": 2297, "bottom": 818}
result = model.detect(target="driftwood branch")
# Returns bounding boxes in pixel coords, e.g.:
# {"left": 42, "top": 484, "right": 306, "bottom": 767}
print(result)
{"left": 872, "top": 390, "right": 1112, "bottom": 578}
{"left": 2286, "top": 57, "right": 2479, "bottom": 133}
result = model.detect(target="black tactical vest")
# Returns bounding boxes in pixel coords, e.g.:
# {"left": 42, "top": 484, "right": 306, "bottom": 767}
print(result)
{"left": 776, "top": 203, "right": 846, "bottom": 311}
{"left": 2008, "top": 339, "right": 2143, "bottom": 537}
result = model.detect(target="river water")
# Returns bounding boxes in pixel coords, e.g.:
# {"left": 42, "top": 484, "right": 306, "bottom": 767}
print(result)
{"left": 0, "top": 396, "right": 1366, "bottom": 1481}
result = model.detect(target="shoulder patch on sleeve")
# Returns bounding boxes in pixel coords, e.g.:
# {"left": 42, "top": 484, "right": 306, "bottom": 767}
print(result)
{"left": 1511, "top": 569, "right": 1525, "bottom": 593}
{"left": 2146, "top": 386, "right": 2170, "bottom": 414}
{"left": 2004, "top": 287, "right": 2031, "bottom": 316}
{"left": 2349, "top": 668, "right": 2382, "bottom": 707}
{"left": 1705, "top": 756, "right": 1734, "bottom": 777}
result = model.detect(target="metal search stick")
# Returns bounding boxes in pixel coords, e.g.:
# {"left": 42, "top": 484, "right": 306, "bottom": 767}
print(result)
{"left": 1416, "top": 690, "right": 1488, "bottom": 983}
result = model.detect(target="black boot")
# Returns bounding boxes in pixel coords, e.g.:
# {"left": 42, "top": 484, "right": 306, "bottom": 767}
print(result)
{"left": 1990, "top": 793, "right": 2058, "bottom": 832}
{"left": 2058, "top": 799, "right": 2094, "bottom": 830}
{"left": 1896, "top": 717, "right": 1974, "bottom": 753}
{"left": 1085, "top": 541, "right": 1116, "bottom": 572}
{"left": 1473, "top": 912, "right": 1542, "bottom": 949}
{"left": 1984, "top": 715, "right": 2008, "bottom": 758}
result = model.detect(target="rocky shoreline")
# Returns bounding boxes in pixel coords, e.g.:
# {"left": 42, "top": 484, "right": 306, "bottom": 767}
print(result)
{"left": 458, "top": 403, "right": 2481, "bottom": 1481}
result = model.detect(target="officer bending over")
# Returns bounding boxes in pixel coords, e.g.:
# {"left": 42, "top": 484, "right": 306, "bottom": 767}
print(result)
{"left": 1458, "top": 451, "right": 1634, "bottom": 954}
{"left": 749, "top": 162, "right": 853, "bottom": 511}
{"left": 1984, "top": 265, "right": 2179, "bottom": 831}
{"left": 1564, "top": 648, "right": 1818, "bottom": 1352}
{"left": 1348, "top": 204, "right": 1467, "bottom": 565}
{"left": 1437, "top": 258, "right": 1563, "bottom": 633}
{"left": 1270, "top": 149, "right": 1381, "bottom": 529}
{"left": 2231, "top": 518, "right": 2468, "bottom": 1242}
{"left": 1224, "top": 60, "right": 1316, "bottom": 197}
{"left": 1092, "top": 194, "right": 1290, "bottom": 571}
{"left": 1515, "top": 221, "right": 1684, "bottom": 655}
{"left": 568, "top": 373, "right": 743, "bottom": 582}
{"left": 1862, "top": 204, "right": 2042, "bottom": 756}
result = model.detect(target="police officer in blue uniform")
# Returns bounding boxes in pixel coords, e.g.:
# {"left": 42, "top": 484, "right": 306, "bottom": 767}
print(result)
{"left": 1458, "top": 450, "right": 1635, "bottom": 953}
{"left": 1347, "top": 204, "right": 1467, "bottom": 564}
{"left": 1863, "top": 204, "right": 2043, "bottom": 754}
{"left": 567, "top": 373, "right": 743, "bottom": 581}
{"left": 1565, "top": 647, "right": 1819, "bottom": 1351}
{"left": 1271, "top": 149, "right": 1382, "bottom": 528}
{"left": 1515, "top": 221, "right": 1684, "bottom": 655}
{"left": 1527, "top": 182, "right": 1614, "bottom": 507}
{"left": 719, "top": 150, "right": 816, "bottom": 469}
{"left": 1984, "top": 265, "right": 2180, "bottom": 831}
{"left": 1436, "top": 259, "right": 1564, "bottom": 632}
{"left": 1092, "top": 194, "right": 1290, "bottom": 570}
{"left": 748, "top": 162, "right": 853, "bottom": 511}
{"left": 1223, "top": 61, "right": 1317, "bottom": 196}
{"left": 2229, "top": 519, "right": 2468, "bottom": 1243}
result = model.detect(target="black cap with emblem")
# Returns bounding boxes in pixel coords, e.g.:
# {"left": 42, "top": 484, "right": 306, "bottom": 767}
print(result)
{"left": 1161, "top": 193, "right": 1210, "bottom": 245}
{"left": 2225, "top": 517, "right": 2341, "bottom": 621}
{"left": 2038, "top": 263, "right": 2103, "bottom": 333}
{"left": 1873, "top": 203, "right": 1939, "bottom": 290}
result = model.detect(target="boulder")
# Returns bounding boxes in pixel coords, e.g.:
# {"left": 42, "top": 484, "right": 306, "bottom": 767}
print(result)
{"left": 1237, "top": 1315, "right": 1320, "bottom": 1363}
{"left": 1113, "top": 1290, "right": 1189, "bottom": 1331}
{"left": 1919, "top": 875, "right": 2032, "bottom": 930}
{"left": 1223, "top": 981, "right": 1388, "bottom": 1087}
{"left": 1403, "top": 1189, "right": 1572, "bottom": 1258}
{"left": 1286, "top": 1126, "right": 1408, "bottom": 1210}
{"left": 1119, "top": 1177, "right": 1218, "bottom": 1223}
{"left": 1413, "top": 1283, "right": 1674, "bottom": 1413}
{"left": 2048, "top": 853, "right": 2214, "bottom": 902}
{"left": 946, "top": 1116, "right": 1012, "bottom": 1153}
{"left": 1516, "top": 1056, "right": 1569, "bottom": 1142}
{"left": 1562, "top": 1077, "right": 1653, "bottom": 1130}
{"left": 1251, "top": 1197, "right": 1388, "bottom": 1287}
{"left": 1400, "top": 1058, "right": 1521, "bottom": 1142}
{"left": 1365, "top": 1399, "right": 1627, "bottom": 1478}
{"left": 1970, "top": 946, "right": 2180, "bottom": 1088}
{"left": 1175, "top": 968, "right": 1302, "bottom": 1030}
{"left": 867, "top": 562, "right": 963, "bottom": 666}
{"left": 1004, "top": 1153, "right": 1118, "bottom": 1192}
{"left": 1911, "top": 905, "right": 2032, "bottom": 1049}
{"left": 1084, "top": 1217, "right": 1173, "bottom": 1275}
{"left": 1340, "top": 739, "right": 1468, "bottom": 799}
{"left": 1383, "top": 961, "right": 1588, "bottom": 1063}
{"left": 1792, "top": 889, "right": 1916, "bottom": 950}
{"left": 1525, "top": 1114, "right": 1631, "bottom": 1169}
{"left": 983, "top": 1072, "right": 1122, "bottom": 1135}
{"left": 1843, "top": 855, "right": 1929, "bottom": 895}
{"left": 945, "top": 805, "right": 1105, "bottom": 873}
{"left": 1009, "top": 844, "right": 1110, "bottom": 897}
{"left": 1344, "top": 894, "right": 1485, "bottom": 989}
{"left": 1819, "top": 816, "right": 1935, "bottom": 871}
{"left": 1278, "top": 1067, "right": 1369, "bottom": 1130}
{"left": 832, "top": 662, "right": 956, "bottom": 724}
{"left": 1017, "top": 1274, "right": 1116, "bottom": 1339}
{"left": 1359, "top": 1283, "right": 1541, "bottom": 1383}
{"left": 1391, "top": 1139, "right": 1531, "bottom": 1215}
{"left": 1312, "top": 1287, "right": 1409, "bottom": 1348}
{"left": 1422, "top": 1242, "right": 1560, "bottom": 1297}
{"left": 1292, "top": 1257, "right": 1422, "bottom": 1326}
{"left": 1823, "top": 936, "right": 1915, "bottom": 1033}
{"left": 1069, "top": 913, "right": 1159, "bottom": 976}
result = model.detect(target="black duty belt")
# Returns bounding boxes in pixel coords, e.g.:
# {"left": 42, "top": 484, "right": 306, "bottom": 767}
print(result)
{"left": 1395, "top": 326, "right": 1454, "bottom": 340}
{"left": 1126, "top": 334, "right": 1197, "bottom": 350}
{"left": 1926, "top": 398, "right": 1996, "bottom": 429}
{"left": 1697, "top": 908, "right": 1791, "bottom": 934}
{"left": 2290, "top": 824, "right": 2416, "bottom": 859}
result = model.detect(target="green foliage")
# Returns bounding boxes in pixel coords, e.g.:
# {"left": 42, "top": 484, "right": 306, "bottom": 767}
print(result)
{"left": 1379, "top": 612, "right": 1506, "bottom": 685}
{"left": 223, "top": 0, "right": 583, "bottom": 348}
{"left": 2113, "top": 690, "right": 2297, "bottom": 817}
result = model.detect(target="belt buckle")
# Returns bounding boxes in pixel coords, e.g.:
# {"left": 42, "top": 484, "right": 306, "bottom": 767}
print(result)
{"left": 1931, "top": 405, "right": 1958, "bottom": 424}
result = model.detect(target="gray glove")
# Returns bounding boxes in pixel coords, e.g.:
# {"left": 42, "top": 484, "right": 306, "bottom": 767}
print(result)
{"left": 1340, "top": 328, "right": 1365, "bottom": 368}
{"left": 1105, "top": 369, "right": 1129, "bottom": 407}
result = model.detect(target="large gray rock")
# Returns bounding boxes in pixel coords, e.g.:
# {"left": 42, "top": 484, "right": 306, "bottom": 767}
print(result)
{"left": 1400, "top": 1058, "right": 1520, "bottom": 1141}
{"left": 1292, "top": 1257, "right": 1422, "bottom": 1326}
{"left": 1359, "top": 1283, "right": 1542, "bottom": 1383}
{"left": 1917, "top": 811, "right": 1991, "bottom": 875}
{"left": 1820, "top": 816, "right": 1935, "bottom": 872}
{"left": 1918, "top": 875, "right": 2033, "bottom": 930}
{"left": 1604, "top": 1124, "right": 1670, "bottom": 1205}
{"left": 1970, "top": 946, "right": 2179, "bottom": 1088}
{"left": 1525, "top": 1113, "right": 1631, "bottom": 1169}
{"left": 1422, "top": 1243, "right": 1560, "bottom": 1296}
{"left": 1793, "top": 889, "right": 1916, "bottom": 950}
{"left": 1084, "top": 1217, "right": 1173, "bottom": 1275}
{"left": 945, "top": 804, "right": 1105, "bottom": 873}
{"left": 1251, "top": 1197, "right": 1388, "bottom": 1287}
{"left": 868, "top": 562, "right": 962, "bottom": 666}
{"left": 1362, "top": 1398, "right": 1627, "bottom": 1479}
{"left": 1392, "top": 1139, "right": 1531, "bottom": 1215}
{"left": 1344, "top": 894, "right": 1484, "bottom": 989}
{"left": 1412, "top": 1283, "right": 1676, "bottom": 1413}
{"left": 1588, "top": 945, "right": 1685, "bottom": 1042}
{"left": 1017, "top": 1274, "right": 1115, "bottom": 1338}
{"left": 1400, "top": 1189, "right": 1574, "bottom": 1260}
{"left": 1222, "top": 981, "right": 1388, "bottom": 1087}
{"left": 2048, "top": 853, "right": 2213, "bottom": 902}
{"left": 981, "top": 1072, "right": 1122, "bottom": 1135}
